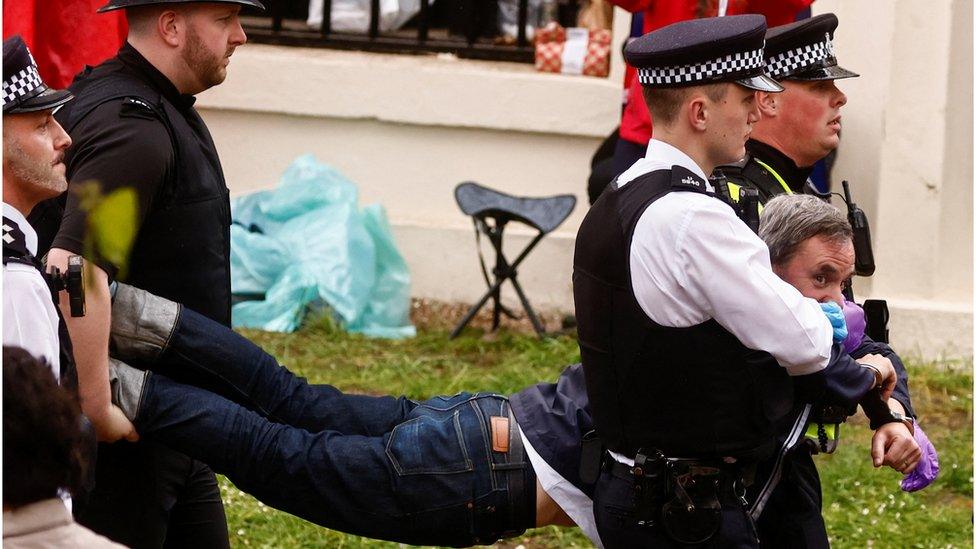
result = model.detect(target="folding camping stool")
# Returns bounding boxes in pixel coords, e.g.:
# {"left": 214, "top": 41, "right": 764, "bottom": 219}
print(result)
{"left": 450, "top": 181, "right": 576, "bottom": 339}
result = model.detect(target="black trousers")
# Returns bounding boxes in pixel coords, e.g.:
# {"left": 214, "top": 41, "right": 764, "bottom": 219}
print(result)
{"left": 753, "top": 448, "right": 829, "bottom": 549}
{"left": 593, "top": 465, "right": 760, "bottom": 549}
{"left": 75, "top": 440, "right": 229, "bottom": 549}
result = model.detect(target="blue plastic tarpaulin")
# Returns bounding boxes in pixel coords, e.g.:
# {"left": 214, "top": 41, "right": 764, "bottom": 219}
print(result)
{"left": 230, "top": 154, "right": 415, "bottom": 338}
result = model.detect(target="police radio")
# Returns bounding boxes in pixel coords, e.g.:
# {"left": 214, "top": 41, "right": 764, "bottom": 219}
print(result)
{"left": 839, "top": 180, "right": 875, "bottom": 277}
{"left": 48, "top": 255, "right": 86, "bottom": 317}
{"left": 834, "top": 181, "right": 889, "bottom": 343}
{"left": 738, "top": 187, "right": 761, "bottom": 234}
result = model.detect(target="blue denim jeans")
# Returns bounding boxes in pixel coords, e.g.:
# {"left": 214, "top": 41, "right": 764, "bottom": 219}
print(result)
{"left": 134, "top": 308, "right": 535, "bottom": 546}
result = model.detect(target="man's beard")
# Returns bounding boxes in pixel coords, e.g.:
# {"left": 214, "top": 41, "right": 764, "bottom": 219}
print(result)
{"left": 183, "top": 26, "right": 229, "bottom": 91}
{"left": 4, "top": 139, "right": 66, "bottom": 197}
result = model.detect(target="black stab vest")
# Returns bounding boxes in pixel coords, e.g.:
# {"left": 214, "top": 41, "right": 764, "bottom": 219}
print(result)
{"left": 56, "top": 60, "right": 232, "bottom": 326}
{"left": 573, "top": 167, "right": 792, "bottom": 459}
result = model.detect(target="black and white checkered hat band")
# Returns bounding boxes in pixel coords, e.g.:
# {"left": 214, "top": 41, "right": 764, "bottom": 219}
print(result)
{"left": 637, "top": 47, "right": 764, "bottom": 86}
{"left": 2, "top": 64, "right": 43, "bottom": 108}
{"left": 765, "top": 39, "right": 832, "bottom": 78}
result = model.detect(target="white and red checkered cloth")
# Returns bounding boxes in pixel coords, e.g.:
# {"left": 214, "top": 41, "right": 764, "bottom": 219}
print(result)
{"left": 534, "top": 22, "right": 610, "bottom": 78}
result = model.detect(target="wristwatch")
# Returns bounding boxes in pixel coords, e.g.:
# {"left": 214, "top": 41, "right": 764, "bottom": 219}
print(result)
{"left": 868, "top": 406, "right": 915, "bottom": 435}
{"left": 889, "top": 411, "right": 915, "bottom": 436}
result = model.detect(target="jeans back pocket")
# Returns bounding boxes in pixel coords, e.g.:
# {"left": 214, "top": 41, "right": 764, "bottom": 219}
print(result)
{"left": 387, "top": 410, "right": 474, "bottom": 476}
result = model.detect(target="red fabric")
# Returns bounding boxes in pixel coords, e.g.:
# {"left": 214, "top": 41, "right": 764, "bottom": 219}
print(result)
{"left": 3, "top": 0, "right": 127, "bottom": 89}
{"left": 609, "top": 0, "right": 815, "bottom": 145}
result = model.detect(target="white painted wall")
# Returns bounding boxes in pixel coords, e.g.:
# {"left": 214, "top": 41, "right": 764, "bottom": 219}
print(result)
{"left": 198, "top": 3, "right": 972, "bottom": 359}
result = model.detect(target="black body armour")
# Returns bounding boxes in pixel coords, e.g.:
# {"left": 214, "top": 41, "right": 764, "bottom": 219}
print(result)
{"left": 574, "top": 167, "right": 792, "bottom": 460}
{"left": 55, "top": 60, "right": 232, "bottom": 326}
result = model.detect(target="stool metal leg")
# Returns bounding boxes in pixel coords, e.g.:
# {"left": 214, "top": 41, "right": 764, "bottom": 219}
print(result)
{"left": 450, "top": 281, "right": 502, "bottom": 339}
{"left": 450, "top": 223, "right": 550, "bottom": 339}
{"left": 509, "top": 276, "right": 545, "bottom": 337}
{"left": 490, "top": 221, "right": 507, "bottom": 331}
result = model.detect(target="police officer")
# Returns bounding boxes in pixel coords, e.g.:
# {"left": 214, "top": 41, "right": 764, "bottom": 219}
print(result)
{"left": 713, "top": 13, "right": 856, "bottom": 202}
{"left": 706, "top": 15, "right": 922, "bottom": 548}
{"left": 28, "top": 0, "right": 263, "bottom": 546}
{"left": 2, "top": 36, "right": 79, "bottom": 389}
{"left": 573, "top": 15, "right": 899, "bottom": 547}
{"left": 1, "top": 34, "right": 101, "bottom": 513}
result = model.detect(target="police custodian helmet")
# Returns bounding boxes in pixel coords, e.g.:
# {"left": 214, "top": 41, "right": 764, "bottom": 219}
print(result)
{"left": 2, "top": 35, "right": 73, "bottom": 114}
{"left": 764, "top": 13, "right": 859, "bottom": 81}
{"left": 97, "top": 0, "right": 266, "bottom": 14}
{"left": 624, "top": 14, "right": 783, "bottom": 93}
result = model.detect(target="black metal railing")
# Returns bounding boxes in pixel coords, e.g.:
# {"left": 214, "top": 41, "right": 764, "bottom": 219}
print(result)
{"left": 242, "top": 0, "right": 581, "bottom": 64}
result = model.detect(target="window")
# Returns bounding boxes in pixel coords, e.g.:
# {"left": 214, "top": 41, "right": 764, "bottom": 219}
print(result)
{"left": 242, "top": 0, "right": 589, "bottom": 63}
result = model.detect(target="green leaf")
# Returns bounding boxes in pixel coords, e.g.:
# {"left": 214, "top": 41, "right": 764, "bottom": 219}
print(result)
{"left": 87, "top": 187, "right": 138, "bottom": 279}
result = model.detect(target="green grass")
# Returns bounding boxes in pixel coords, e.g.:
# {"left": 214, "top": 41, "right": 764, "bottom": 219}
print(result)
{"left": 220, "top": 320, "right": 973, "bottom": 548}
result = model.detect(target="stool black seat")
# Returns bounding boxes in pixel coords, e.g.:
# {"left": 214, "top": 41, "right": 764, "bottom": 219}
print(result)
{"left": 450, "top": 182, "right": 576, "bottom": 338}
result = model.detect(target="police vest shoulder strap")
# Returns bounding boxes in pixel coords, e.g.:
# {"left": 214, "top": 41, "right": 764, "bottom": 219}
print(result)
{"left": 2, "top": 216, "right": 39, "bottom": 269}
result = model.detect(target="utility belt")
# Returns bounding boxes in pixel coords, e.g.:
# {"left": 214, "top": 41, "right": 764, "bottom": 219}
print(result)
{"left": 606, "top": 449, "right": 757, "bottom": 545}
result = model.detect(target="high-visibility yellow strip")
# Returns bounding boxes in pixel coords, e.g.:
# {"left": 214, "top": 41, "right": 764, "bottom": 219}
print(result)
{"left": 752, "top": 158, "right": 794, "bottom": 195}
{"left": 804, "top": 422, "right": 839, "bottom": 441}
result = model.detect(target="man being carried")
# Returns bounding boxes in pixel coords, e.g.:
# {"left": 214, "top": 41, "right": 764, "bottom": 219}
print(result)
{"left": 97, "top": 194, "right": 923, "bottom": 548}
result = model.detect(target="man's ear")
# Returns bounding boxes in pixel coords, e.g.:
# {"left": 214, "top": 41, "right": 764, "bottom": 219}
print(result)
{"left": 157, "top": 9, "right": 183, "bottom": 48}
{"left": 687, "top": 95, "right": 708, "bottom": 132}
{"left": 756, "top": 92, "right": 777, "bottom": 118}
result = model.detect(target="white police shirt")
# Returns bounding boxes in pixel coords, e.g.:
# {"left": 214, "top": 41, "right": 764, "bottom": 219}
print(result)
{"left": 3, "top": 202, "right": 61, "bottom": 382}
{"left": 619, "top": 139, "right": 833, "bottom": 374}
{"left": 606, "top": 140, "right": 834, "bottom": 468}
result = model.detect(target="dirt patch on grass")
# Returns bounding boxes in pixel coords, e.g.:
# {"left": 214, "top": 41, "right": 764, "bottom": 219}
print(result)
{"left": 410, "top": 297, "right": 574, "bottom": 336}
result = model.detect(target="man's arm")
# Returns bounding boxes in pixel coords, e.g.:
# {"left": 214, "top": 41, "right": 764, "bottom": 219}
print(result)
{"left": 47, "top": 249, "right": 138, "bottom": 442}
{"left": 871, "top": 397, "right": 921, "bottom": 474}
{"left": 850, "top": 336, "right": 921, "bottom": 473}
{"left": 852, "top": 336, "right": 915, "bottom": 416}
{"left": 46, "top": 100, "right": 173, "bottom": 441}
{"left": 632, "top": 196, "right": 895, "bottom": 398}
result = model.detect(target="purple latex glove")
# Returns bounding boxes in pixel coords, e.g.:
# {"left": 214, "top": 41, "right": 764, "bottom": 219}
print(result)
{"left": 842, "top": 300, "right": 866, "bottom": 354}
{"left": 901, "top": 422, "right": 940, "bottom": 492}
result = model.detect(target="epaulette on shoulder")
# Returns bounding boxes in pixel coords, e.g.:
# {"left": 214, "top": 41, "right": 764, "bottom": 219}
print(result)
{"left": 119, "top": 96, "right": 160, "bottom": 121}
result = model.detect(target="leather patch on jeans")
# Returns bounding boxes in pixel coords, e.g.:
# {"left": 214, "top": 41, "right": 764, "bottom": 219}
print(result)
{"left": 491, "top": 416, "right": 510, "bottom": 453}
